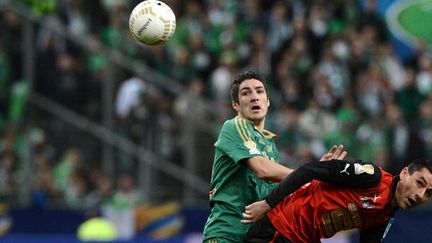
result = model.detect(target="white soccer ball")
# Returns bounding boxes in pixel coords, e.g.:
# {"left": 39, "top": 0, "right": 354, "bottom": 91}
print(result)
{"left": 129, "top": 0, "right": 176, "bottom": 46}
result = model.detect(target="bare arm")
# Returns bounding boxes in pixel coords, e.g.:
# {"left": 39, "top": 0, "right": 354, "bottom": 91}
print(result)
{"left": 246, "top": 156, "right": 293, "bottom": 182}
{"left": 246, "top": 144, "right": 347, "bottom": 182}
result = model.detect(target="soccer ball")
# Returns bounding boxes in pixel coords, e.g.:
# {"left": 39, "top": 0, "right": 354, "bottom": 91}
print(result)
{"left": 129, "top": 0, "right": 176, "bottom": 46}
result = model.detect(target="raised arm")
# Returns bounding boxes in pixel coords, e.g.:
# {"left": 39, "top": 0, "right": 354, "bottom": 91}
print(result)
{"left": 242, "top": 159, "right": 382, "bottom": 223}
{"left": 266, "top": 159, "right": 382, "bottom": 208}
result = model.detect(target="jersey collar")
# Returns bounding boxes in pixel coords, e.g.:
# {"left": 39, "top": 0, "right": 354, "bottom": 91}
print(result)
{"left": 256, "top": 127, "right": 277, "bottom": 139}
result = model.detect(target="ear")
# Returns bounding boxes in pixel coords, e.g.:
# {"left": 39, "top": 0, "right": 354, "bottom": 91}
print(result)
{"left": 232, "top": 101, "right": 239, "bottom": 111}
{"left": 267, "top": 98, "right": 270, "bottom": 107}
{"left": 400, "top": 167, "right": 409, "bottom": 180}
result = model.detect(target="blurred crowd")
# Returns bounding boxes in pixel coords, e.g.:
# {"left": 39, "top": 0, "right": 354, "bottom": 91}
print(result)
{"left": 1, "top": 0, "right": 432, "bottom": 208}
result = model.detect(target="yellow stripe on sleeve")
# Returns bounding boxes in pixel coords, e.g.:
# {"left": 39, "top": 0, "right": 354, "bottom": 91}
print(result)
{"left": 234, "top": 117, "right": 247, "bottom": 142}
{"left": 241, "top": 118, "right": 252, "bottom": 140}
{"left": 235, "top": 117, "right": 252, "bottom": 142}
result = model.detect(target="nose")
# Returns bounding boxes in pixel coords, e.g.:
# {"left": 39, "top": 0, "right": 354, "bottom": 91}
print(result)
{"left": 250, "top": 91, "right": 259, "bottom": 101}
{"left": 415, "top": 188, "right": 428, "bottom": 201}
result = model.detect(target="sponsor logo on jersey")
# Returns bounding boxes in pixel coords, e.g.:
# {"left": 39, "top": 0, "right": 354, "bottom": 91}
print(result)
{"left": 360, "top": 195, "right": 376, "bottom": 209}
{"left": 244, "top": 141, "right": 261, "bottom": 155}
{"left": 354, "top": 164, "right": 374, "bottom": 175}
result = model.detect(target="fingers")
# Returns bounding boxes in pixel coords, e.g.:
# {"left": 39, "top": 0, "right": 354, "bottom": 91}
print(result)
{"left": 320, "top": 144, "right": 348, "bottom": 161}
{"left": 338, "top": 151, "right": 348, "bottom": 160}
{"left": 330, "top": 144, "right": 338, "bottom": 152}
{"left": 331, "top": 145, "right": 344, "bottom": 159}
{"left": 320, "top": 145, "right": 337, "bottom": 161}
{"left": 332, "top": 145, "right": 348, "bottom": 160}
{"left": 241, "top": 219, "right": 253, "bottom": 224}
{"left": 241, "top": 212, "right": 253, "bottom": 224}
{"left": 327, "top": 145, "right": 337, "bottom": 155}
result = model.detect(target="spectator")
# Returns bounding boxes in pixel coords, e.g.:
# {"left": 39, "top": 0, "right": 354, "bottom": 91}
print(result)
{"left": 2, "top": 0, "right": 432, "bottom": 211}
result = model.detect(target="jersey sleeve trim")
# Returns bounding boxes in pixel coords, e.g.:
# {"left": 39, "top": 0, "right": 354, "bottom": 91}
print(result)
{"left": 235, "top": 116, "right": 252, "bottom": 142}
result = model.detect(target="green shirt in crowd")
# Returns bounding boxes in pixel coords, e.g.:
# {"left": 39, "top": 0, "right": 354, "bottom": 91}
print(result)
{"left": 203, "top": 116, "right": 280, "bottom": 242}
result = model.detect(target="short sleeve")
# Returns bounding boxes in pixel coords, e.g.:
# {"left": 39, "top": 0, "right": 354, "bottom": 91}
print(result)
{"left": 215, "top": 117, "right": 261, "bottom": 164}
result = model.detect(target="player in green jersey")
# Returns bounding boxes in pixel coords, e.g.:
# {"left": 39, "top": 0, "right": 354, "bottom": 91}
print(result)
{"left": 202, "top": 70, "right": 346, "bottom": 242}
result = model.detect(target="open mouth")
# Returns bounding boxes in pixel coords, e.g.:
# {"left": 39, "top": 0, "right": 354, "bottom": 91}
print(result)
{"left": 251, "top": 105, "right": 261, "bottom": 111}
{"left": 408, "top": 198, "right": 416, "bottom": 207}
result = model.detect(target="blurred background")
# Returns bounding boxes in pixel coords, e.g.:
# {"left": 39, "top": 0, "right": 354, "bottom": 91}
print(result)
{"left": 0, "top": 0, "right": 431, "bottom": 242}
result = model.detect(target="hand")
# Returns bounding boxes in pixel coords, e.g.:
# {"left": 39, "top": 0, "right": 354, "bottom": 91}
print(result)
{"left": 320, "top": 144, "right": 347, "bottom": 161}
{"left": 241, "top": 200, "right": 271, "bottom": 224}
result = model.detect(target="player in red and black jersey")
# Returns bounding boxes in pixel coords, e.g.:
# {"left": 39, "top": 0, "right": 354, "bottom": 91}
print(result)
{"left": 242, "top": 159, "right": 432, "bottom": 243}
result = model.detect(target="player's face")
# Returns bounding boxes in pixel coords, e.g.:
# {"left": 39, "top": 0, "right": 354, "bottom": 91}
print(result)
{"left": 395, "top": 167, "right": 432, "bottom": 209}
{"left": 233, "top": 79, "right": 269, "bottom": 128}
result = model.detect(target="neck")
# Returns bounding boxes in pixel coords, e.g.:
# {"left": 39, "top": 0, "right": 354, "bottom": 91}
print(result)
{"left": 254, "top": 121, "right": 264, "bottom": 130}
{"left": 390, "top": 176, "right": 400, "bottom": 208}
{"left": 250, "top": 118, "right": 265, "bottom": 130}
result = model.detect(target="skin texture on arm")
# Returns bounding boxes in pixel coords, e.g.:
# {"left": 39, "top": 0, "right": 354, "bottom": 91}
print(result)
{"left": 246, "top": 145, "right": 347, "bottom": 182}
{"left": 246, "top": 156, "right": 293, "bottom": 182}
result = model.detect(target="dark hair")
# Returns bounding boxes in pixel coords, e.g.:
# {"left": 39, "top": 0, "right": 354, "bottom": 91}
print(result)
{"left": 230, "top": 70, "right": 268, "bottom": 104}
{"left": 408, "top": 159, "right": 432, "bottom": 175}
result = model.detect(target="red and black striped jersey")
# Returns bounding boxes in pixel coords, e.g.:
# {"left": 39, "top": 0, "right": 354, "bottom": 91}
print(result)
{"left": 266, "top": 160, "right": 398, "bottom": 243}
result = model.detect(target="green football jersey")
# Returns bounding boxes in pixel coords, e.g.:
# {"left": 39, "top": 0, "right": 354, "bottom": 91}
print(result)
{"left": 203, "top": 116, "right": 280, "bottom": 242}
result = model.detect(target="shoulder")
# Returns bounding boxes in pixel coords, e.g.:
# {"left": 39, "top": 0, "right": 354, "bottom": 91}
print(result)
{"left": 379, "top": 168, "right": 394, "bottom": 184}
{"left": 223, "top": 116, "right": 253, "bottom": 128}
{"left": 222, "top": 117, "right": 254, "bottom": 137}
